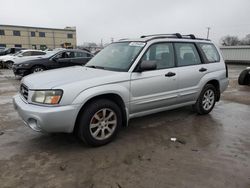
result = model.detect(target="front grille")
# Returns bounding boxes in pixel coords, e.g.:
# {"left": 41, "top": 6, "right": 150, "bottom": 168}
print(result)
{"left": 20, "top": 84, "right": 29, "bottom": 100}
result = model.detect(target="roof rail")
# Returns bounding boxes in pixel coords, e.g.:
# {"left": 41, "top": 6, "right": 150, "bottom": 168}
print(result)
{"left": 141, "top": 33, "right": 210, "bottom": 41}
{"left": 182, "top": 34, "right": 196, "bottom": 39}
{"left": 140, "top": 33, "right": 182, "bottom": 39}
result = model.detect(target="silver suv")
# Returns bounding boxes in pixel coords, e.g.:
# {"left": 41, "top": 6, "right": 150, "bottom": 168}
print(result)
{"left": 13, "top": 33, "right": 229, "bottom": 146}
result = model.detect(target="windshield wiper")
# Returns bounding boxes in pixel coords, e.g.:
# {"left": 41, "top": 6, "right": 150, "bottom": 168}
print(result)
{"left": 85, "top": 65, "right": 105, "bottom": 69}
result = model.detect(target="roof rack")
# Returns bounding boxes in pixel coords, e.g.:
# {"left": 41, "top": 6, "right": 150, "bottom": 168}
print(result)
{"left": 140, "top": 33, "right": 210, "bottom": 41}
{"left": 141, "top": 33, "right": 182, "bottom": 39}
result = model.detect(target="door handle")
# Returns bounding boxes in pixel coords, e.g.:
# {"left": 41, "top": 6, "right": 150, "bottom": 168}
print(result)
{"left": 199, "top": 67, "right": 207, "bottom": 72}
{"left": 165, "top": 72, "right": 176, "bottom": 77}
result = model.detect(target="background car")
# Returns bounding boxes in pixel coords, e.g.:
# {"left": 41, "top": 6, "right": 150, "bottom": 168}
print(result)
{"left": 238, "top": 67, "right": 250, "bottom": 85}
{"left": 13, "top": 49, "right": 93, "bottom": 76}
{"left": 0, "top": 49, "right": 46, "bottom": 69}
{"left": 0, "top": 47, "right": 24, "bottom": 56}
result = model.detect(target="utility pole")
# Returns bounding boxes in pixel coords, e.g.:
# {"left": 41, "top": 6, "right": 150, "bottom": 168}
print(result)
{"left": 206, "top": 27, "right": 211, "bottom": 39}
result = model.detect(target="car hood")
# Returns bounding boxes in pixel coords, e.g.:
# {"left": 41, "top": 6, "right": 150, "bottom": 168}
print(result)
{"left": 22, "top": 66, "right": 129, "bottom": 90}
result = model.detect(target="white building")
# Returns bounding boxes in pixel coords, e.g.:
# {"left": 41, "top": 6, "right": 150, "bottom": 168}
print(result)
{"left": 220, "top": 46, "right": 250, "bottom": 64}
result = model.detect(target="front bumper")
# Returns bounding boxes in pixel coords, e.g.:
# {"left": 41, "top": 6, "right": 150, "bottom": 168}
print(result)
{"left": 13, "top": 94, "right": 80, "bottom": 133}
{"left": 12, "top": 67, "right": 30, "bottom": 76}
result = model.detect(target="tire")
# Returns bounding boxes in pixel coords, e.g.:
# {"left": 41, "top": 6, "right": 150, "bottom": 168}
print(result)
{"left": 5, "top": 61, "right": 14, "bottom": 69}
{"left": 194, "top": 84, "right": 217, "bottom": 115}
{"left": 238, "top": 69, "right": 250, "bottom": 85}
{"left": 31, "top": 66, "right": 45, "bottom": 73}
{"left": 77, "top": 99, "right": 122, "bottom": 147}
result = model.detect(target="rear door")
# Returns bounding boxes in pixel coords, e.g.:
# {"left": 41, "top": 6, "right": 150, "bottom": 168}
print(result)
{"left": 174, "top": 42, "right": 207, "bottom": 104}
{"left": 130, "top": 43, "right": 178, "bottom": 114}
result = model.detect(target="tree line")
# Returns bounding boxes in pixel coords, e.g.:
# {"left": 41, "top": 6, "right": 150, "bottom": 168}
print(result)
{"left": 221, "top": 34, "right": 250, "bottom": 46}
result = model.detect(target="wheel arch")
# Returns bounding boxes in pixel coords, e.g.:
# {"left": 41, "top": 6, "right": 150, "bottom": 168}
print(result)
{"left": 31, "top": 64, "right": 47, "bottom": 70}
{"left": 74, "top": 93, "right": 128, "bottom": 134}
{"left": 4, "top": 60, "right": 14, "bottom": 69}
{"left": 205, "top": 79, "right": 220, "bottom": 101}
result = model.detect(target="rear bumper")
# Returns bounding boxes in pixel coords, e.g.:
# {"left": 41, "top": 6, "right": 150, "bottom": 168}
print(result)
{"left": 13, "top": 94, "right": 80, "bottom": 133}
{"left": 220, "top": 78, "right": 229, "bottom": 93}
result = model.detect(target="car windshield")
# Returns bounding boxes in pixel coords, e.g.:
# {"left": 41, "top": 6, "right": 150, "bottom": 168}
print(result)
{"left": 86, "top": 42, "right": 145, "bottom": 71}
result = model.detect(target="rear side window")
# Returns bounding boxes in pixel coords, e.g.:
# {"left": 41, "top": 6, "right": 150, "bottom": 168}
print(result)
{"left": 75, "top": 52, "right": 89, "bottom": 58}
{"left": 142, "top": 43, "right": 175, "bottom": 69}
{"left": 198, "top": 43, "right": 220, "bottom": 63}
{"left": 22, "top": 51, "right": 32, "bottom": 56}
{"left": 32, "top": 51, "right": 46, "bottom": 56}
{"left": 175, "top": 43, "right": 201, "bottom": 66}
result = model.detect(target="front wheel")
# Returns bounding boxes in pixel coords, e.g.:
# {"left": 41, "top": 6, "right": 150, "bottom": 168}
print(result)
{"left": 31, "top": 66, "right": 45, "bottom": 73}
{"left": 77, "top": 99, "right": 122, "bottom": 147}
{"left": 194, "top": 84, "right": 217, "bottom": 115}
{"left": 5, "top": 61, "right": 14, "bottom": 69}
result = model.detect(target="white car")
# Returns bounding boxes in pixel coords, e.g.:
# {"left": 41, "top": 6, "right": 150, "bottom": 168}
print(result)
{"left": 0, "top": 50, "right": 46, "bottom": 69}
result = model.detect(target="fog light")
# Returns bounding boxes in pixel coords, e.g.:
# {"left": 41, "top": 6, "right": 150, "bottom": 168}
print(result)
{"left": 27, "top": 118, "right": 42, "bottom": 132}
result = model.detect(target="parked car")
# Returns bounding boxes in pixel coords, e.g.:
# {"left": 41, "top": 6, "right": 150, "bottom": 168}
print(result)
{"left": 238, "top": 67, "right": 250, "bottom": 85}
{"left": 13, "top": 33, "right": 229, "bottom": 146}
{"left": 0, "top": 50, "right": 46, "bottom": 69}
{"left": 12, "top": 49, "right": 93, "bottom": 76}
{"left": 0, "top": 47, "right": 24, "bottom": 56}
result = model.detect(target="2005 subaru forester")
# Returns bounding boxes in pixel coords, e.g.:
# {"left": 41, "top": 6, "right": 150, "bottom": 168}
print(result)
{"left": 13, "top": 33, "right": 229, "bottom": 146}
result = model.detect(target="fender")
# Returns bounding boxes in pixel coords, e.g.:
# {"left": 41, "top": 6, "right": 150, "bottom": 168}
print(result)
{"left": 72, "top": 83, "right": 131, "bottom": 123}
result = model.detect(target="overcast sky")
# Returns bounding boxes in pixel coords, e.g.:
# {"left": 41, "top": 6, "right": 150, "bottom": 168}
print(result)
{"left": 0, "top": 0, "right": 250, "bottom": 45}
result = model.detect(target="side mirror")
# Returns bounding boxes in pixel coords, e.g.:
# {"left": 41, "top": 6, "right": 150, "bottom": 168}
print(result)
{"left": 138, "top": 60, "right": 157, "bottom": 72}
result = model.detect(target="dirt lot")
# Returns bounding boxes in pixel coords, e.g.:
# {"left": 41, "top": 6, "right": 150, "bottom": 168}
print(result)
{"left": 0, "top": 65, "right": 250, "bottom": 188}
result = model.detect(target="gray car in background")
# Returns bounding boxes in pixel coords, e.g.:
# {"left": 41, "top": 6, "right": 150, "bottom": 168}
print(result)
{"left": 13, "top": 33, "right": 229, "bottom": 146}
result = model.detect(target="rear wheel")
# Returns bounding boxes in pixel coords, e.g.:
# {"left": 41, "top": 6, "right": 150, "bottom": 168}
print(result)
{"left": 5, "top": 61, "right": 14, "bottom": 69}
{"left": 31, "top": 66, "right": 45, "bottom": 73}
{"left": 77, "top": 99, "right": 122, "bottom": 147}
{"left": 194, "top": 84, "right": 216, "bottom": 115}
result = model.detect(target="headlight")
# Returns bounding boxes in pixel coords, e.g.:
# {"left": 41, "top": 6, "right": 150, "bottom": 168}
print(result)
{"left": 18, "top": 63, "right": 29, "bottom": 67}
{"left": 31, "top": 90, "right": 63, "bottom": 104}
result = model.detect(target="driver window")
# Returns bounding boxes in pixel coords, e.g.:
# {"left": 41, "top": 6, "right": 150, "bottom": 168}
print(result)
{"left": 142, "top": 43, "right": 175, "bottom": 69}
{"left": 56, "top": 51, "right": 73, "bottom": 59}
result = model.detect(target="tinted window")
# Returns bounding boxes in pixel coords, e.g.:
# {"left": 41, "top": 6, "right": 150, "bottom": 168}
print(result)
{"left": 199, "top": 43, "right": 220, "bottom": 62}
{"left": 15, "top": 44, "right": 22, "bottom": 48}
{"left": 67, "top": 33, "right": 73, "bottom": 38}
{"left": 22, "top": 51, "right": 32, "bottom": 56}
{"left": 142, "top": 43, "right": 175, "bottom": 69}
{"left": 13, "top": 30, "right": 21, "bottom": 36}
{"left": 0, "top": 30, "right": 5, "bottom": 35}
{"left": 175, "top": 43, "right": 201, "bottom": 66}
{"left": 32, "top": 51, "right": 45, "bottom": 55}
{"left": 0, "top": 44, "right": 6, "bottom": 48}
{"left": 31, "top": 31, "right": 36, "bottom": 37}
{"left": 75, "top": 52, "right": 92, "bottom": 58}
{"left": 39, "top": 32, "right": 45, "bottom": 37}
{"left": 56, "top": 51, "right": 75, "bottom": 59}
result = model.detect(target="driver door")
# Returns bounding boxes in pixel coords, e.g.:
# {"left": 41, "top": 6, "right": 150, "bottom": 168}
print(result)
{"left": 130, "top": 43, "right": 178, "bottom": 114}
